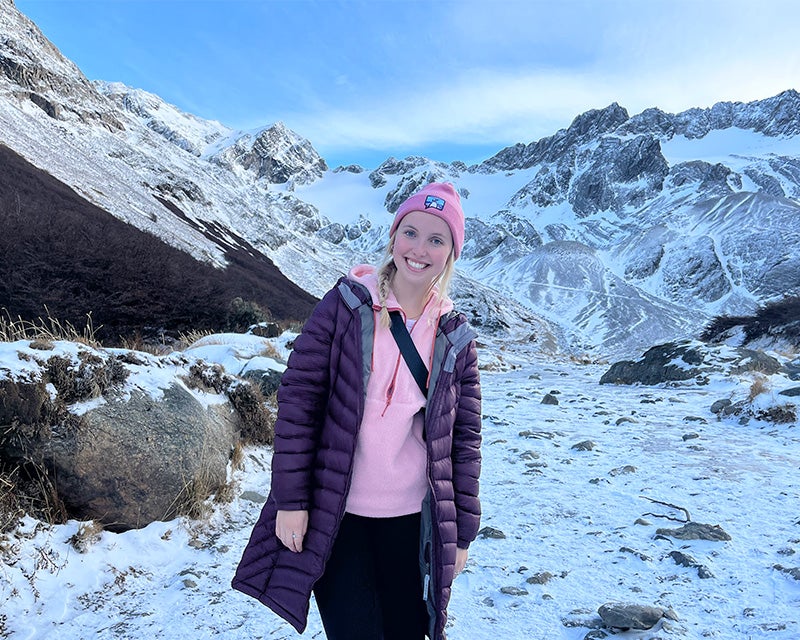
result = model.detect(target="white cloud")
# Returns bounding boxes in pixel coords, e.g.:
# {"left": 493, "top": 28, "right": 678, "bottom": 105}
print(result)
{"left": 286, "top": 0, "right": 800, "bottom": 158}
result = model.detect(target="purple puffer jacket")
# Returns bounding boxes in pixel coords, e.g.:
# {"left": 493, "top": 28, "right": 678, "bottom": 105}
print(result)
{"left": 231, "top": 277, "right": 482, "bottom": 639}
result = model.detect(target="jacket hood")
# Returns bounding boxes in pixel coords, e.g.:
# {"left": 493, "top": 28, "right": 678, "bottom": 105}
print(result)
{"left": 347, "top": 264, "right": 454, "bottom": 317}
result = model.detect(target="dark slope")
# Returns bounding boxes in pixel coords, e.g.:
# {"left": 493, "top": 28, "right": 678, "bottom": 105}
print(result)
{"left": 0, "top": 144, "right": 318, "bottom": 342}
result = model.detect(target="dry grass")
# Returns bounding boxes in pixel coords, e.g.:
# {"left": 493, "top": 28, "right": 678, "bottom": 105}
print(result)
{"left": 0, "top": 472, "right": 23, "bottom": 534}
{"left": 747, "top": 375, "right": 770, "bottom": 402}
{"left": 0, "top": 463, "right": 67, "bottom": 529}
{"left": 177, "top": 328, "right": 216, "bottom": 349}
{"left": 118, "top": 333, "right": 167, "bottom": 356}
{"left": 67, "top": 520, "right": 104, "bottom": 554}
{"left": 0, "top": 308, "right": 100, "bottom": 347}
{"left": 175, "top": 474, "right": 214, "bottom": 521}
{"left": 212, "top": 480, "right": 236, "bottom": 505}
{"left": 231, "top": 441, "right": 245, "bottom": 470}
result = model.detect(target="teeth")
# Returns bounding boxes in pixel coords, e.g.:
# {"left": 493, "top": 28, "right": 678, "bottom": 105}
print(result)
{"left": 408, "top": 260, "right": 427, "bottom": 269}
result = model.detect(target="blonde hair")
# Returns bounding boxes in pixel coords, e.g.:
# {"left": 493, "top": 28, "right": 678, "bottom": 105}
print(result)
{"left": 376, "top": 232, "right": 456, "bottom": 328}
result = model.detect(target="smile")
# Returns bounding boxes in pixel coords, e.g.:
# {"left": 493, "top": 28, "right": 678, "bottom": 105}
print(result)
{"left": 406, "top": 259, "right": 428, "bottom": 270}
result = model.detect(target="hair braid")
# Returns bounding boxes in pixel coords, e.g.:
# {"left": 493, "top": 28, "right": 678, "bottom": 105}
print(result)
{"left": 377, "top": 259, "right": 396, "bottom": 329}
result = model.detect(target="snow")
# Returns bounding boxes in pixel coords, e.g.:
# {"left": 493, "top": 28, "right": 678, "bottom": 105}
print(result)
{"left": 292, "top": 164, "right": 539, "bottom": 228}
{"left": 661, "top": 127, "right": 800, "bottom": 166}
{"left": 2, "top": 341, "right": 798, "bottom": 639}
{"left": 184, "top": 333, "right": 286, "bottom": 378}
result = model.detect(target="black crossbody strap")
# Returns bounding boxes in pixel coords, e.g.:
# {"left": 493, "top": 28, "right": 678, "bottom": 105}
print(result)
{"left": 389, "top": 311, "right": 429, "bottom": 397}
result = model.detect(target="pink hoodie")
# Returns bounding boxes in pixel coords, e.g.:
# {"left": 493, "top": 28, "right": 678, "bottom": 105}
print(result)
{"left": 345, "top": 264, "right": 454, "bottom": 517}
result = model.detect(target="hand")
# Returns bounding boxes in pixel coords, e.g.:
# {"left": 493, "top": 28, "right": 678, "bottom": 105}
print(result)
{"left": 276, "top": 510, "right": 309, "bottom": 553}
{"left": 454, "top": 547, "right": 468, "bottom": 576}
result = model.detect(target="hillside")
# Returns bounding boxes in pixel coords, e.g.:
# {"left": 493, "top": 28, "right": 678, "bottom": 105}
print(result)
{"left": 0, "top": 144, "right": 317, "bottom": 342}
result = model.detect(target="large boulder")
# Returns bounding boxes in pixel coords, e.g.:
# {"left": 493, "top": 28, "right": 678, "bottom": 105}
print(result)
{"left": 600, "top": 340, "right": 782, "bottom": 386}
{"left": 0, "top": 340, "right": 249, "bottom": 531}
{"left": 43, "top": 383, "right": 238, "bottom": 531}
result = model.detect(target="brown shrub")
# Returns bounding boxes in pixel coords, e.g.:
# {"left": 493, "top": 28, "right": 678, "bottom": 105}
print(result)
{"left": 43, "top": 353, "right": 127, "bottom": 403}
{"left": 184, "top": 362, "right": 230, "bottom": 394}
{"left": 227, "top": 382, "right": 276, "bottom": 446}
{"left": 747, "top": 375, "right": 769, "bottom": 402}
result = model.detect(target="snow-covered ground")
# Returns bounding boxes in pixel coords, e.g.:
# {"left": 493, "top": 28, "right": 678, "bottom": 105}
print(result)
{"left": 2, "top": 340, "right": 799, "bottom": 639}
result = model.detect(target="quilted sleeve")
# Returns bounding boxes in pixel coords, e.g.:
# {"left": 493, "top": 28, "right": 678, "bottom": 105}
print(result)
{"left": 269, "top": 286, "right": 340, "bottom": 510}
{"left": 451, "top": 339, "right": 482, "bottom": 548}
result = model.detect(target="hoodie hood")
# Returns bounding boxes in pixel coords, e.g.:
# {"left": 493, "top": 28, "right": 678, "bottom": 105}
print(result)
{"left": 347, "top": 264, "right": 454, "bottom": 317}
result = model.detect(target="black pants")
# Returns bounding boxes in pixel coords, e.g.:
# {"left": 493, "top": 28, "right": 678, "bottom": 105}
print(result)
{"left": 313, "top": 512, "right": 429, "bottom": 640}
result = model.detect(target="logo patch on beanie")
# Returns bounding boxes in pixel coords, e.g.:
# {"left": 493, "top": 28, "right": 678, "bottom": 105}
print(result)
{"left": 424, "top": 195, "right": 446, "bottom": 211}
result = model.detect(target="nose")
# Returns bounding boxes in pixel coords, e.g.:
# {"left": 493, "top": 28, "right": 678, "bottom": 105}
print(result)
{"left": 409, "top": 236, "right": 427, "bottom": 255}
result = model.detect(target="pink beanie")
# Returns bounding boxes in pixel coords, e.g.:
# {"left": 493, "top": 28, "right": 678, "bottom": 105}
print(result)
{"left": 390, "top": 182, "right": 465, "bottom": 259}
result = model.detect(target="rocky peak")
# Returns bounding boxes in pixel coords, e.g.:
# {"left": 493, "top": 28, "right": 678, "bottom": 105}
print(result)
{"left": 0, "top": 2, "right": 122, "bottom": 130}
{"left": 208, "top": 121, "right": 327, "bottom": 186}
{"left": 623, "top": 90, "right": 800, "bottom": 142}
{"left": 481, "top": 102, "right": 631, "bottom": 171}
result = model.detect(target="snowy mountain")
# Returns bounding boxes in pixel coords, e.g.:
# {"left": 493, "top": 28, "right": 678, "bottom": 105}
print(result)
{"left": 2, "top": 0, "right": 799, "bottom": 357}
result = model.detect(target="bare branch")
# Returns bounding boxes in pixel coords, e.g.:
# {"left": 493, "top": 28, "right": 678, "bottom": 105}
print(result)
{"left": 640, "top": 495, "right": 691, "bottom": 522}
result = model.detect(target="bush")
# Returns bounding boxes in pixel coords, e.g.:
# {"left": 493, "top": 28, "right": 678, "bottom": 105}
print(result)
{"left": 701, "top": 296, "right": 800, "bottom": 347}
{"left": 226, "top": 298, "right": 270, "bottom": 333}
{"left": 227, "top": 382, "right": 276, "bottom": 446}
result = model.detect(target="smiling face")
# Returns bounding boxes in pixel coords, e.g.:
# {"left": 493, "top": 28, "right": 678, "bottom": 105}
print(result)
{"left": 391, "top": 210, "right": 454, "bottom": 293}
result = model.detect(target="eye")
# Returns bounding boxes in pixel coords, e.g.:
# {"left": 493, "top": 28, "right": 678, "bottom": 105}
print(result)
{"left": 430, "top": 237, "right": 444, "bottom": 246}
{"left": 403, "top": 229, "right": 416, "bottom": 238}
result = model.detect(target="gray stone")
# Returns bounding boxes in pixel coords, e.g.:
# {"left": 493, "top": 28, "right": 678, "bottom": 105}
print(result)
{"left": 710, "top": 399, "right": 732, "bottom": 414}
{"left": 500, "top": 586, "right": 529, "bottom": 596}
{"left": 668, "top": 550, "right": 715, "bottom": 578}
{"left": 542, "top": 393, "right": 559, "bottom": 405}
{"left": 656, "top": 521, "right": 731, "bottom": 541}
{"left": 241, "top": 367, "right": 283, "bottom": 397}
{"left": 600, "top": 341, "right": 781, "bottom": 386}
{"left": 50, "top": 383, "right": 238, "bottom": 531}
{"left": 598, "top": 602, "right": 664, "bottom": 630}
{"left": 239, "top": 491, "right": 267, "bottom": 504}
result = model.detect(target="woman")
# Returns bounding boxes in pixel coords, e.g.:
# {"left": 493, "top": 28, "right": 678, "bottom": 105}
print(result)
{"left": 232, "top": 182, "right": 482, "bottom": 640}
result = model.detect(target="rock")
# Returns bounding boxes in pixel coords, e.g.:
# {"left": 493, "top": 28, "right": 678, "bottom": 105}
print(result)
{"left": 1, "top": 344, "right": 242, "bottom": 532}
{"left": 609, "top": 465, "right": 636, "bottom": 476}
{"left": 656, "top": 521, "right": 731, "bottom": 541}
{"left": 541, "top": 393, "right": 559, "bottom": 405}
{"left": 773, "top": 564, "right": 800, "bottom": 580}
{"left": 572, "top": 440, "right": 596, "bottom": 451}
{"left": 710, "top": 399, "right": 732, "bottom": 413}
{"left": 778, "top": 386, "right": 800, "bottom": 397}
{"left": 478, "top": 526, "right": 506, "bottom": 539}
{"left": 241, "top": 368, "right": 283, "bottom": 397}
{"left": 526, "top": 571, "right": 554, "bottom": 584}
{"left": 583, "top": 631, "right": 612, "bottom": 640}
{"left": 619, "top": 547, "right": 652, "bottom": 562}
{"left": 682, "top": 433, "right": 700, "bottom": 441}
{"left": 248, "top": 322, "right": 281, "bottom": 338}
{"left": 500, "top": 586, "right": 529, "bottom": 596}
{"left": 668, "top": 550, "right": 715, "bottom": 578}
{"left": 600, "top": 340, "right": 781, "bottom": 386}
{"left": 785, "top": 359, "right": 800, "bottom": 381}
{"left": 598, "top": 602, "right": 665, "bottom": 630}
{"left": 239, "top": 491, "right": 267, "bottom": 504}
{"left": 48, "top": 383, "right": 238, "bottom": 531}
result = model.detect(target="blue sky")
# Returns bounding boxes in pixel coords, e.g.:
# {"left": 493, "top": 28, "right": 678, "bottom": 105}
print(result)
{"left": 15, "top": 0, "right": 800, "bottom": 169}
